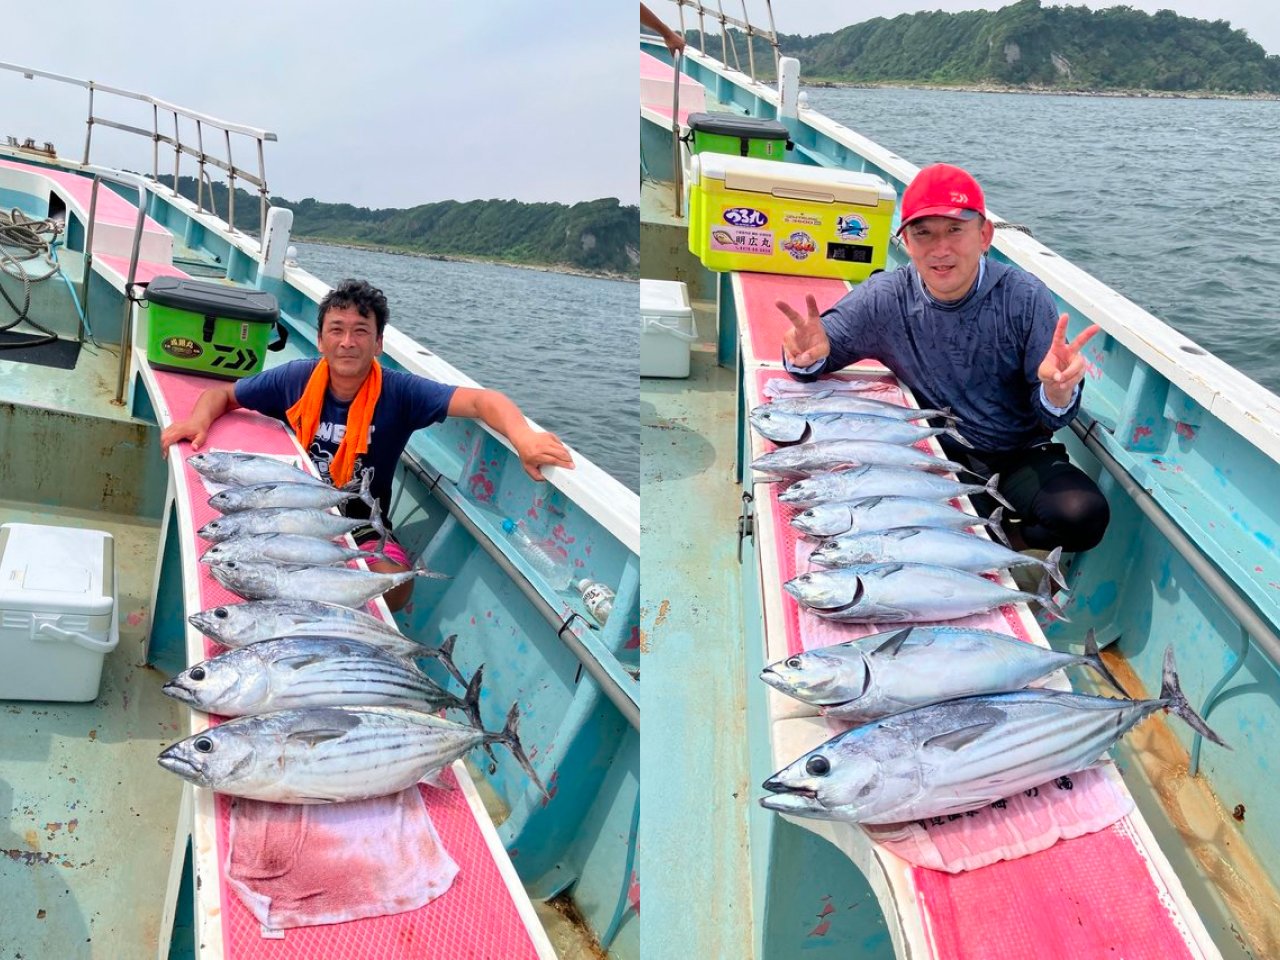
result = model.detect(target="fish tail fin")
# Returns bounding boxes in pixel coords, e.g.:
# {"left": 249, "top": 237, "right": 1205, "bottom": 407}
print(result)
{"left": 984, "top": 473, "right": 1016, "bottom": 512}
{"left": 1035, "top": 572, "right": 1071, "bottom": 622}
{"left": 491, "top": 701, "right": 548, "bottom": 797}
{"left": 429, "top": 633, "right": 467, "bottom": 686}
{"left": 939, "top": 405, "right": 961, "bottom": 424}
{"left": 457, "top": 663, "right": 495, "bottom": 764}
{"left": 985, "top": 506, "right": 1012, "bottom": 548}
{"left": 1043, "top": 546, "right": 1069, "bottom": 592}
{"left": 1083, "top": 628, "right": 1126, "bottom": 696}
{"left": 410, "top": 552, "right": 452, "bottom": 581}
{"left": 945, "top": 426, "right": 973, "bottom": 448}
{"left": 1159, "top": 646, "right": 1230, "bottom": 749}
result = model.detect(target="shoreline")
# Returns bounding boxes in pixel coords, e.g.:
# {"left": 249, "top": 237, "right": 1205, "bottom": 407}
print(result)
{"left": 294, "top": 237, "right": 638, "bottom": 283}
{"left": 803, "top": 79, "right": 1280, "bottom": 102}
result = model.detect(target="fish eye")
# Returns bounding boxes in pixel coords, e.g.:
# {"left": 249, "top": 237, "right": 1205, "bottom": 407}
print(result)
{"left": 190, "top": 667, "right": 206, "bottom": 681}
{"left": 214, "top": 608, "right": 228, "bottom": 619}
{"left": 797, "top": 574, "right": 810, "bottom": 583}
{"left": 806, "top": 755, "right": 831, "bottom": 776}
{"left": 785, "top": 657, "right": 802, "bottom": 669}
{"left": 225, "top": 561, "right": 237, "bottom": 568}
{"left": 823, "top": 541, "right": 838, "bottom": 550}
{"left": 194, "top": 737, "right": 214, "bottom": 753}
{"left": 802, "top": 510, "right": 814, "bottom": 518}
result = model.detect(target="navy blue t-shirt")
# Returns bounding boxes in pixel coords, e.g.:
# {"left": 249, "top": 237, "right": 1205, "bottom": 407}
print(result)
{"left": 234, "top": 359, "right": 456, "bottom": 520}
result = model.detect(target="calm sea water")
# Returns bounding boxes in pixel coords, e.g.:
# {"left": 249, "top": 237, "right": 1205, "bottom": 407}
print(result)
{"left": 294, "top": 243, "right": 638, "bottom": 491}
{"left": 806, "top": 87, "right": 1280, "bottom": 391}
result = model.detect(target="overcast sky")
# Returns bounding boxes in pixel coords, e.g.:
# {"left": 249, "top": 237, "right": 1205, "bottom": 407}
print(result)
{"left": 1, "top": 1, "right": 632, "bottom": 209}
{"left": 767, "top": 0, "right": 1278, "bottom": 55}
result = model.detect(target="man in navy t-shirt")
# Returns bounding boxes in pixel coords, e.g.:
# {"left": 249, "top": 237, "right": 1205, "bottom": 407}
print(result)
{"left": 778, "top": 164, "right": 1109, "bottom": 554}
{"left": 161, "top": 278, "right": 574, "bottom": 610}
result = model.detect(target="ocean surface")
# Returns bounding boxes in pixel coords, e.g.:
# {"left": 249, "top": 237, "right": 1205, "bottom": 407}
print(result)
{"left": 294, "top": 243, "right": 638, "bottom": 491}
{"left": 805, "top": 86, "right": 1280, "bottom": 392}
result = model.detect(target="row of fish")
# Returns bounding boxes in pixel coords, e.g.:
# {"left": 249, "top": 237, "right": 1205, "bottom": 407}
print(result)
{"left": 156, "top": 452, "right": 542, "bottom": 804}
{"left": 759, "top": 628, "right": 1227, "bottom": 823}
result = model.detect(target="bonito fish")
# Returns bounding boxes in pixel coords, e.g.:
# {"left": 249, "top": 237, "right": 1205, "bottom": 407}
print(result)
{"left": 210, "top": 558, "right": 448, "bottom": 608}
{"left": 187, "top": 452, "right": 328, "bottom": 487}
{"left": 198, "top": 505, "right": 385, "bottom": 545}
{"left": 779, "top": 466, "right": 1014, "bottom": 510}
{"left": 202, "top": 533, "right": 387, "bottom": 568}
{"left": 757, "top": 396, "right": 958, "bottom": 422}
{"left": 784, "top": 563, "right": 1068, "bottom": 623}
{"left": 208, "top": 470, "right": 374, "bottom": 514}
{"left": 760, "top": 647, "right": 1227, "bottom": 824}
{"left": 157, "top": 702, "right": 544, "bottom": 803}
{"left": 163, "top": 636, "right": 482, "bottom": 726}
{"left": 811, "top": 528, "right": 1067, "bottom": 590}
{"left": 188, "top": 601, "right": 464, "bottom": 680}
{"left": 790, "top": 496, "right": 1008, "bottom": 544}
{"left": 752, "top": 440, "right": 971, "bottom": 480}
{"left": 761, "top": 626, "right": 1122, "bottom": 723}
{"left": 750, "top": 408, "right": 971, "bottom": 449}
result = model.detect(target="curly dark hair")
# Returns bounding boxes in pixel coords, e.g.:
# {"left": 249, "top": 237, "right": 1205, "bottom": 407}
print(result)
{"left": 317, "top": 278, "right": 390, "bottom": 335}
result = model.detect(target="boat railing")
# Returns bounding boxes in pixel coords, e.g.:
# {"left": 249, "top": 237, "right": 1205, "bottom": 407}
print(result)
{"left": 0, "top": 59, "right": 276, "bottom": 236}
{"left": 668, "top": 0, "right": 780, "bottom": 82}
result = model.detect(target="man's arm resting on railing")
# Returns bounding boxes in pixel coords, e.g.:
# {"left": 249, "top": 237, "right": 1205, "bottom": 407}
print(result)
{"left": 160, "top": 383, "right": 240, "bottom": 456}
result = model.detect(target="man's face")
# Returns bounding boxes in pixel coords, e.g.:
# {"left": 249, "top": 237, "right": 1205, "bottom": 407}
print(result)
{"left": 901, "top": 215, "right": 995, "bottom": 302}
{"left": 319, "top": 304, "right": 382, "bottom": 379}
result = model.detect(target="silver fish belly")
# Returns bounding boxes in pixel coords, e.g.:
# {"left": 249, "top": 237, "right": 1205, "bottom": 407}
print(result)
{"left": 752, "top": 440, "right": 968, "bottom": 480}
{"left": 783, "top": 563, "right": 1067, "bottom": 623}
{"left": 750, "top": 409, "right": 955, "bottom": 447}
{"left": 791, "top": 496, "right": 998, "bottom": 539}
{"left": 162, "top": 636, "right": 457, "bottom": 717}
{"left": 201, "top": 534, "right": 377, "bottom": 567}
{"left": 198, "top": 508, "right": 369, "bottom": 543}
{"left": 209, "top": 481, "right": 362, "bottom": 513}
{"left": 187, "top": 452, "right": 327, "bottom": 487}
{"left": 760, "top": 625, "right": 1120, "bottom": 723}
{"left": 189, "top": 599, "right": 408, "bottom": 648}
{"left": 757, "top": 397, "right": 956, "bottom": 422}
{"left": 210, "top": 559, "right": 445, "bottom": 607}
{"left": 778, "top": 466, "right": 1012, "bottom": 509}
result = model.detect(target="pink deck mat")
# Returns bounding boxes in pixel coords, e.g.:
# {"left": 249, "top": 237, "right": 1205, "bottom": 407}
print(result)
{"left": 0, "top": 157, "right": 168, "bottom": 233}
{"left": 736, "top": 271, "right": 852, "bottom": 366}
{"left": 640, "top": 50, "right": 702, "bottom": 126}
{"left": 150, "top": 364, "right": 541, "bottom": 958}
{"left": 742, "top": 281, "right": 1200, "bottom": 958}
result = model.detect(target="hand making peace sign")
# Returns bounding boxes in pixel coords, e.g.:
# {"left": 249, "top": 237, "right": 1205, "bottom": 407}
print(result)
{"left": 776, "top": 294, "right": 831, "bottom": 368}
{"left": 1038, "top": 313, "right": 1101, "bottom": 407}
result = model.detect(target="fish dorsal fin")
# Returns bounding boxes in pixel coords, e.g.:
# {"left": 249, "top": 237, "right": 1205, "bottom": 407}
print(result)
{"left": 276, "top": 653, "right": 327, "bottom": 671}
{"left": 922, "top": 722, "right": 997, "bottom": 752}
{"left": 870, "top": 627, "right": 914, "bottom": 658}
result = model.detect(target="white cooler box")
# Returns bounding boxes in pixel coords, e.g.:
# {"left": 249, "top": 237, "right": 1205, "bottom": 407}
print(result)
{"left": 0, "top": 522, "right": 119, "bottom": 702}
{"left": 641, "top": 279, "right": 698, "bottom": 378}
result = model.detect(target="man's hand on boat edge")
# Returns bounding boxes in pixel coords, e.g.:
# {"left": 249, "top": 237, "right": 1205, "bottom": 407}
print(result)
{"left": 447, "top": 386, "right": 575, "bottom": 482}
{"left": 778, "top": 294, "right": 832, "bottom": 369}
{"left": 1038, "top": 313, "right": 1101, "bottom": 408}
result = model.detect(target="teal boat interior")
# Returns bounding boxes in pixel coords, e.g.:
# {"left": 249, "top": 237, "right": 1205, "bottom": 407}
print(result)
{"left": 641, "top": 13, "right": 1280, "bottom": 960}
{"left": 0, "top": 62, "right": 638, "bottom": 959}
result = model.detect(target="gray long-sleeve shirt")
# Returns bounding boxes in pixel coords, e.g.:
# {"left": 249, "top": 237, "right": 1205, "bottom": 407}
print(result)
{"left": 788, "top": 259, "right": 1081, "bottom": 453}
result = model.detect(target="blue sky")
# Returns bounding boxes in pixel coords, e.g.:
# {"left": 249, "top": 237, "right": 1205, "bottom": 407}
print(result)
{"left": 0, "top": 1, "right": 633, "bottom": 208}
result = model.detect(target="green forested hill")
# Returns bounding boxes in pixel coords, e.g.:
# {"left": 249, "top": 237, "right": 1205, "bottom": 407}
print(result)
{"left": 719, "top": 0, "right": 1280, "bottom": 94}
{"left": 157, "top": 176, "right": 639, "bottom": 277}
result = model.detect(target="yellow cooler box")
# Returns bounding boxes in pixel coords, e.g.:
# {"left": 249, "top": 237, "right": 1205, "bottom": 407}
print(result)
{"left": 687, "top": 153, "right": 896, "bottom": 281}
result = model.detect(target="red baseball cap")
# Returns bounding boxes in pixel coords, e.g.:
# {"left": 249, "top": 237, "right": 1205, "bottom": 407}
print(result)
{"left": 897, "top": 163, "right": 986, "bottom": 234}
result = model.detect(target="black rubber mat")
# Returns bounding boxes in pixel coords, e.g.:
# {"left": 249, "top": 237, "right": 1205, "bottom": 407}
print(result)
{"left": 0, "top": 331, "right": 81, "bottom": 369}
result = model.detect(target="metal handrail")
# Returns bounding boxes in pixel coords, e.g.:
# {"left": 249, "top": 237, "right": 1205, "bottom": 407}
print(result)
{"left": 670, "top": 50, "right": 684, "bottom": 218}
{"left": 0, "top": 60, "right": 276, "bottom": 234}
{"left": 673, "top": 0, "right": 780, "bottom": 79}
{"left": 1071, "top": 418, "right": 1280, "bottom": 671}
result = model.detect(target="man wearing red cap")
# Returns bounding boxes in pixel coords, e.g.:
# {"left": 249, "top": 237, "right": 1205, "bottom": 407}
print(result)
{"left": 778, "top": 163, "right": 1109, "bottom": 553}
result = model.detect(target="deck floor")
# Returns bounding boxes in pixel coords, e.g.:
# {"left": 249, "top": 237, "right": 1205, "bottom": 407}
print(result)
{"left": 0, "top": 500, "right": 181, "bottom": 960}
{"left": 639, "top": 306, "right": 757, "bottom": 958}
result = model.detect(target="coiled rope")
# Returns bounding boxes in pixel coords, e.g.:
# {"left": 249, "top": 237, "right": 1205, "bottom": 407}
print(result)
{"left": 0, "top": 208, "right": 68, "bottom": 349}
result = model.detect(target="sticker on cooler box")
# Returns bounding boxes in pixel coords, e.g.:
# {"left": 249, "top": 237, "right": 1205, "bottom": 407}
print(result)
{"left": 836, "top": 213, "right": 870, "bottom": 239}
{"left": 782, "top": 231, "right": 816, "bottom": 261}
{"left": 711, "top": 227, "right": 774, "bottom": 256}
{"left": 722, "top": 207, "right": 768, "bottom": 228}
{"left": 783, "top": 213, "right": 823, "bottom": 227}
{"left": 162, "top": 336, "right": 204, "bottom": 359}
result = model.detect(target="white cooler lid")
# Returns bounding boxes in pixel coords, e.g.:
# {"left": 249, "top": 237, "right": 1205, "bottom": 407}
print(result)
{"left": 695, "top": 152, "right": 897, "bottom": 206}
{"left": 0, "top": 522, "right": 115, "bottom": 616}
{"left": 640, "top": 279, "right": 692, "bottom": 318}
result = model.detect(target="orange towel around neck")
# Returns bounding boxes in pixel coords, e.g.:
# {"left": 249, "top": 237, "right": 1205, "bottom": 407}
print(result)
{"left": 285, "top": 358, "right": 382, "bottom": 487}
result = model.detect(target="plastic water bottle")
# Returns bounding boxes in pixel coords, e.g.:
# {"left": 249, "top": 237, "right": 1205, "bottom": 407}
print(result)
{"left": 501, "top": 518, "right": 572, "bottom": 590}
{"left": 577, "top": 579, "right": 615, "bottom": 626}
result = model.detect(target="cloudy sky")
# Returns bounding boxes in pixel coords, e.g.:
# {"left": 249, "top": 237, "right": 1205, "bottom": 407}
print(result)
{"left": 1, "top": 1, "right": 632, "bottom": 209}
{"left": 768, "top": 0, "right": 1278, "bottom": 54}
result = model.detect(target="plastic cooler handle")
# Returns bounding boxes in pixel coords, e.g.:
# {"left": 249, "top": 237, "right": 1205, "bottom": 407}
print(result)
{"left": 36, "top": 620, "right": 120, "bottom": 654}
{"left": 642, "top": 317, "right": 699, "bottom": 342}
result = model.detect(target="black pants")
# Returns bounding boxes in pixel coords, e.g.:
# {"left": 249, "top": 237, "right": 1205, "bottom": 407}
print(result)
{"left": 940, "top": 438, "right": 1110, "bottom": 553}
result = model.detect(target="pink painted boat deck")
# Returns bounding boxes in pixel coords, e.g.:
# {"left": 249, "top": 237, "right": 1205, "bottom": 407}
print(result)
{"left": 640, "top": 50, "right": 704, "bottom": 125}
{"left": 739, "top": 269, "right": 1205, "bottom": 959}
{"left": 0, "top": 157, "right": 167, "bottom": 232}
{"left": 146, "top": 363, "right": 543, "bottom": 958}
